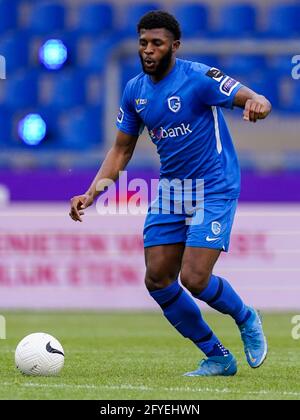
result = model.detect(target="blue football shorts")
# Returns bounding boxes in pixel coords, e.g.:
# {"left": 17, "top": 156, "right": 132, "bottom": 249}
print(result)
{"left": 143, "top": 198, "right": 238, "bottom": 251}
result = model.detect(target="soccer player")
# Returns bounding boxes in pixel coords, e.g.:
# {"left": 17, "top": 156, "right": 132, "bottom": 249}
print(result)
{"left": 69, "top": 11, "right": 271, "bottom": 376}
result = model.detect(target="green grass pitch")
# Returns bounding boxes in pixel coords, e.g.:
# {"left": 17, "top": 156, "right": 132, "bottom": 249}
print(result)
{"left": 0, "top": 311, "right": 300, "bottom": 400}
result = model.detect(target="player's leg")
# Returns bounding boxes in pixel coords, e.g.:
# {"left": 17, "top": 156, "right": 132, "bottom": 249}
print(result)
{"left": 181, "top": 247, "right": 250, "bottom": 325}
{"left": 145, "top": 244, "right": 237, "bottom": 376}
{"left": 183, "top": 198, "right": 267, "bottom": 368}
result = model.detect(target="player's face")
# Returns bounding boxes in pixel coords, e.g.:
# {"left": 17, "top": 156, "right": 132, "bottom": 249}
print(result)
{"left": 138, "top": 28, "right": 179, "bottom": 77}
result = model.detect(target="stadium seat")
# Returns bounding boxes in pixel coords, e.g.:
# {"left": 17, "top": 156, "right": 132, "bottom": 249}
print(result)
{"left": 29, "top": 2, "right": 65, "bottom": 35}
{"left": 3, "top": 70, "right": 38, "bottom": 109}
{"left": 40, "top": 71, "right": 86, "bottom": 109}
{"left": 234, "top": 72, "right": 279, "bottom": 110}
{"left": 0, "top": 32, "right": 28, "bottom": 73}
{"left": 280, "top": 79, "right": 300, "bottom": 113}
{"left": 172, "top": 4, "right": 209, "bottom": 37}
{"left": 75, "top": 3, "right": 114, "bottom": 36}
{"left": 82, "top": 32, "right": 123, "bottom": 72}
{"left": 121, "top": 57, "right": 142, "bottom": 91}
{"left": 265, "top": 5, "right": 300, "bottom": 37}
{"left": 216, "top": 4, "right": 257, "bottom": 37}
{"left": 267, "top": 55, "right": 295, "bottom": 78}
{"left": 220, "top": 54, "right": 266, "bottom": 77}
{"left": 121, "top": 3, "right": 161, "bottom": 35}
{"left": 0, "top": 106, "right": 11, "bottom": 145}
{"left": 179, "top": 54, "right": 220, "bottom": 69}
{"left": 34, "top": 32, "right": 79, "bottom": 68}
{"left": 59, "top": 106, "right": 103, "bottom": 149}
{"left": 0, "top": 0, "right": 18, "bottom": 34}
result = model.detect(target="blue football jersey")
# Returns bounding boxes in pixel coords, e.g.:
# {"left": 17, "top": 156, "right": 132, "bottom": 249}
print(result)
{"left": 116, "top": 58, "right": 243, "bottom": 199}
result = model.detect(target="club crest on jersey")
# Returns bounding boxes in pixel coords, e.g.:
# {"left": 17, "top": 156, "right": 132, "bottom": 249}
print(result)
{"left": 168, "top": 96, "right": 181, "bottom": 113}
{"left": 212, "top": 221, "right": 221, "bottom": 235}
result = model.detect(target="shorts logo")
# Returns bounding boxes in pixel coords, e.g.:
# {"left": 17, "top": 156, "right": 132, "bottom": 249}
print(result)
{"left": 168, "top": 96, "right": 181, "bottom": 113}
{"left": 206, "top": 67, "right": 225, "bottom": 82}
{"left": 117, "top": 107, "right": 124, "bottom": 123}
{"left": 220, "top": 77, "right": 239, "bottom": 96}
{"left": 212, "top": 221, "right": 221, "bottom": 235}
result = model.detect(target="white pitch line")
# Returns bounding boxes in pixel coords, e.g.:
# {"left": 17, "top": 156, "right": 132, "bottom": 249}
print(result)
{"left": 1, "top": 382, "right": 300, "bottom": 398}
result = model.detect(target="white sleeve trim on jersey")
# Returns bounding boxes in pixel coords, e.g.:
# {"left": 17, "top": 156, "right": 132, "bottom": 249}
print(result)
{"left": 211, "top": 106, "right": 222, "bottom": 154}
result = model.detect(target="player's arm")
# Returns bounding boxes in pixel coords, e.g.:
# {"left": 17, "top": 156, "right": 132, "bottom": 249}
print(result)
{"left": 233, "top": 86, "right": 272, "bottom": 123}
{"left": 69, "top": 130, "right": 138, "bottom": 222}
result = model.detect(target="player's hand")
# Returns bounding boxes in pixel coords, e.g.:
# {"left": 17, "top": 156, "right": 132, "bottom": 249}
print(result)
{"left": 69, "top": 193, "right": 94, "bottom": 222}
{"left": 243, "top": 95, "right": 272, "bottom": 123}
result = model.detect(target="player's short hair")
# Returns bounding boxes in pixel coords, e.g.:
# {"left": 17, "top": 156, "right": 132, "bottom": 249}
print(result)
{"left": 137, "top": 10, "right": 181, "bottom": 40}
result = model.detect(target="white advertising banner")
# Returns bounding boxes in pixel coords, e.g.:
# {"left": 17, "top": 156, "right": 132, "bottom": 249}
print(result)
{"left": 0, "top": 203, "right": 299, "bottom": 310}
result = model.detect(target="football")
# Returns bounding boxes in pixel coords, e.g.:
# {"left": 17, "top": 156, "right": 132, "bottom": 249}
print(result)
{"left": 15, "top": 332, "right": 65, "bottom": 376}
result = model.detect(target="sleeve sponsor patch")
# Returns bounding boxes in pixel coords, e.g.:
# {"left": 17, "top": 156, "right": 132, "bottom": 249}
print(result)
{"left": 206, "top": 67, "right": 225, "bottom": 82}
{"left": 117, "top": 107, "right": 124, "bottom": 123}
{"left": 219, "top": 76, "right": 239, "bottom": 96}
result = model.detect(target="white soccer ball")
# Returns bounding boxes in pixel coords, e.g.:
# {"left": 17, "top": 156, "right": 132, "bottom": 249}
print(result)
{"left": 15, "top": 333, "right": 65, "bottom": 376}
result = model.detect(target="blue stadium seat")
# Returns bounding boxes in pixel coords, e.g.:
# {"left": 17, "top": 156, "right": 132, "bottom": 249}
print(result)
{"left": 41, "top": 71, "right": 86, "bottom": 109}
{"left": 179, "top": 54, "right": 220, "bottom": 69}
{"left": 0, "top": 106, "right": 11, "bottom": 144}
{"left": 220, "top": 55, "right": 266, "bottom": 77}
{"left": 267, "top": 55, "right": 295, "bottom": 78}
{"left": 216, "top": 4, "right": 257, "bottom": 37}
{"left": 279, "top": 79, "right": 300, "bottom": 113}
{"left": 76, "top": 3, "right": 114, "bottom": 36}
{"left": 0, "top": 33, "right": 28, "bottom": 73}
{"left": 59, "top": 106, "right": 103, "bottom": 149}
{"left": 29, "top": 3, "right": 65, "bottom": 35}
{"left": 34, "top": 32, "right": 79, "bottom": 68}
{"left": 121, "top": 57, "right": 142, "bottom": 91}
{"left": 0, "top": 0, "right": 18, "bottom": 34}
{"left": 265, "top": 5, "right": 300, "bottom": 37}
{"left": 3, "top": 70, "right": 38, "bottom": 109}
{"left": 172, "top": 4, "right": 209, "bottom": 37}
{"left": 247, "top": 74, "right": 279, "bottom": 109}
{"left": 83, "top": 32, "right": 123, "bottom": 71}
{"left": 121, "top": 3, "right": 161, "bottom": 35}
{"left": 38, "top": 106, "right": 60, "bottom": 138}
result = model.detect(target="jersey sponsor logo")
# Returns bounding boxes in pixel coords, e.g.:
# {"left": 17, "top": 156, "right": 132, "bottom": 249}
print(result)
{"left": 135, "top": 99, "right": 148, "bottom": 114}
{"left": 135, "top": 98, "right": 147, "bottom": 106}
{"left": 117, "top": 107, "right": 124, "bottom": 123}
{"left": 149, "top": 123, "right": 192, "bottom": 141}
{"left": 167, "top": 96, "right": 181, "bottom": 113}
{"left": 212, "top": 221, "right": 221, "bottom": 235}
{"left": 206, "top": 67, "right": 225, "bottom": 82}
{"left": 220, "top": 76, "right": 239, "bottom": 96}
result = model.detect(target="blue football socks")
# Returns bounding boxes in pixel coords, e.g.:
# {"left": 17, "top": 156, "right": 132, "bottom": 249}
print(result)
{"left": 149, "top": 280, "right": 229, "bottom": 356}
{"left": 194, "top": 274, "right": 251, "bottom": 325}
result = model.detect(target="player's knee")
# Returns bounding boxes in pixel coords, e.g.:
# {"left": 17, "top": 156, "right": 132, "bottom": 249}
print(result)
{"left": 180, "top": 267, "right": 211, "bottom": 295}
{"left": 145, "top": 267, "right": 177, "bottom": 292}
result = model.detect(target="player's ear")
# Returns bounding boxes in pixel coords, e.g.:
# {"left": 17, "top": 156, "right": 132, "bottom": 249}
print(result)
{"left": 172, "top": 40, "right": 180, "bottom": 53}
